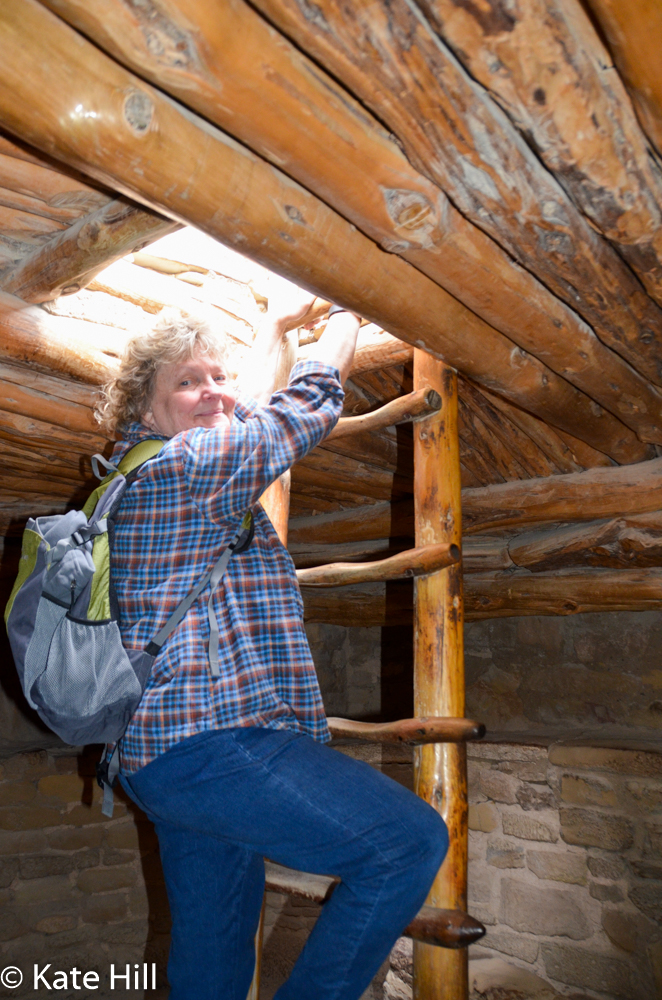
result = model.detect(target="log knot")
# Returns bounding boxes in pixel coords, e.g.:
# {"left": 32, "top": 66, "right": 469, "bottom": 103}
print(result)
{"left": 123, "top": 90, "right": 154, "bottom": 135}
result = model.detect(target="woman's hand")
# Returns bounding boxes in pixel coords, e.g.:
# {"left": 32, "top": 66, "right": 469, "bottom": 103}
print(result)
{"left": 266, "top": 274, "right": 317, "bottom": 331}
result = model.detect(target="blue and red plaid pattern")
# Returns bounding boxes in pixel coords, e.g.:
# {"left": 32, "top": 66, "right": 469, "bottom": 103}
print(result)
{"left": 110, "top": 360, "right": 344, "bottom": 773}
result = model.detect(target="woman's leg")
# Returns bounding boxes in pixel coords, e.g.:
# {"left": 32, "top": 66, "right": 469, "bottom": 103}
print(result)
{"left": 121, "top": 757, "right": 265, "bottom": 1000}
{"left": 122, "top": 727, "right": 448, "bottom": 1000}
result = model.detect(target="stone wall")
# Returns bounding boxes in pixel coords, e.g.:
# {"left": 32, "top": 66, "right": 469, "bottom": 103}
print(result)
{"left": 0, "top": 748, "right": 168, "bottom": 999}
{"left": 385, "top": 741, "right": 662, "bottom": 1000}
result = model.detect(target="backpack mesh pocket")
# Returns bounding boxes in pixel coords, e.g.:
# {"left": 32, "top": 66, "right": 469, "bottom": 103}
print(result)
{"left": 33, "top": 615, "right": 141, "bottom": 722}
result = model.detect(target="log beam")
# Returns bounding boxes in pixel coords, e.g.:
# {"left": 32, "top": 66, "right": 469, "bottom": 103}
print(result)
{"left": 466, "top": 568, "right": 662, "bottom": 618}
{"left": 263, "top": 862, "right": 485, "bottom": 949}
{"left": 412, "top": 352, "right": 467, "bottom": 997}
{"left": 462, "top": 458, "right": 662, "bottom": 534}
{"left": 327, "top": 388, "right": 440, "bottom": 440}
{"left": 0, "top": 197, "right": 179, "bottom": 302}
{"left": 327, "top": 717, "right": 485, "bottom": 744}
{"left": 419, "top": 0, "right": 662, "bottom": 307}
{"left": 295, "top": 541, "right": 459, "bottom": 587}
{"left": 252, "top": 0, "right": 662, "bottom": 390}
{"left": 40, "top": 0, "right": 662, "bottom": 441}
{"left": 0, "top": 289, "right": 117, "bottom": 384}
{"left": 584, "top": 0, "right": 662, "bottom": 161}
{"left": 301, "top": 567, "right": 662, "bottom": 624}
{"left": 290, "top": 458, "right": 662, "bottom": 545}
{"left": 0, "top": 1, "right": 648, "bottom": 463}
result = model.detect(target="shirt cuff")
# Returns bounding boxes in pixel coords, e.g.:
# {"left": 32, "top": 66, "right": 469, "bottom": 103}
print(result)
{"left": 288, "top": 358, "right": 342, "bottom": 385}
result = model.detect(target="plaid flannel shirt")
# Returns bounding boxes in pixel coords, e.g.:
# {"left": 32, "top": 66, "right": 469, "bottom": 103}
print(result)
{"left": 111, "top": 360, "right": 344, "bottom": 774}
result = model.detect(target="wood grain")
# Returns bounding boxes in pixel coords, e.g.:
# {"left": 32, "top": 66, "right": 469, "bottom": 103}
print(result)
{"left": 412, "top": 351, "right": 467, "bottom": 998}
{"left": 39, "top": 0, "right": 662, "bottom": 442}
{"left": 0, "top": 0, "right": 648, "bottom": 462}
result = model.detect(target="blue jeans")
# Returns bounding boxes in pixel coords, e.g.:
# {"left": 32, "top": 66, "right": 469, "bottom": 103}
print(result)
{"left": 120, "top": 727, "right": 448, "bottom": 1000}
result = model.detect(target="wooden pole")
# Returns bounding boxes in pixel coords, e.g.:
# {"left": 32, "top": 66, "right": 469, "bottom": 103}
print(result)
{"left": 412, "top": 350, "right": 467, "bottom": 1000}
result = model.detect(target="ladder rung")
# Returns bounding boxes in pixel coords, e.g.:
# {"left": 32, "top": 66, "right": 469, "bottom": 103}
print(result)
{"left": 326, "top": 387, "right": 441, "bottom": 441}
{"left": 295, "top": 541, "right": 460, "bottom": 587}
{"left": 264, "top": 862, "right": 485, "bottom": 949}
{"left": 327, "top": 716, "right": 485, "bottom": 744}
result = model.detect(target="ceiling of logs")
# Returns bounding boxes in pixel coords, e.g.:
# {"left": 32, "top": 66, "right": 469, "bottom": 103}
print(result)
{"left": 0, "top": 0, "right": 662, "bottom": 624}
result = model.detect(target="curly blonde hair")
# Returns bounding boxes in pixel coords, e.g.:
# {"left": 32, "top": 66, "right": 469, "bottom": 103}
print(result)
{"left": 96, "top": 310, "right": 229, "bottom": 436}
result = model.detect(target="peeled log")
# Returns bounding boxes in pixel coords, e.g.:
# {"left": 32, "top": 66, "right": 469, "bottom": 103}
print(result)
{"left": 0, "top": 289, "right": 117, "bottom": 384}
{"left": 38, "top": 0, "right": 662, "bottom": 440}
{"left": 584, "top": 0, "right": 662, "bottom": 161}
{"left": 302, "top": 568, "right": 662, "bottom": 624}
{"left": 326, "top": 717, "right": 485, "bottom": 744}
{"left": 1, "top": 197, "right": 179, "bottom": 302}
{"left": 466, "top": 568, "right": 662, "bottom": 618}
{"left": 254, "top": 0, "right": 662, "bottom": 390}
{"left": 0, "top": 2, "right": 648, "bottom": 464}
{"left": 289, "top": 500, "right": 415, "bottom": 546}
{"left": 327, "top": 388, "right": 441, "bottom": 440}
{"left": 420, "top": 0, "right": 662, "bottom": 307}
{"left": 291, "top": 459, "right": 662, "bottom": 544}
{"left": 295, "top": 541, "right": 459, "bottom": 587}
{"left": 462, "top": 458, "right": 662, "bottom": 533}
{"left": 263, "top": 862, "right": 485, "bottom": 949}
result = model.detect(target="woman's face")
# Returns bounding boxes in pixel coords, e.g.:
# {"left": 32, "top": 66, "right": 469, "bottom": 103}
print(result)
{"left": 142, "top": 352, "right": 236, "bottom": 438}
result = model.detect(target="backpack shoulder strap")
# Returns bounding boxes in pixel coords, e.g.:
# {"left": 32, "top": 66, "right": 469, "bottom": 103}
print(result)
{"left": 117, "top": 438, "right": 165, "bottom": 476}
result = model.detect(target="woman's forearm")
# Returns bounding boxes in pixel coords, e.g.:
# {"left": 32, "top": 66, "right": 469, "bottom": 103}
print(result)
{"left": 307, "top": 311, "right": 361, "bottom": 385}
{"left": 241, "top": 315, "right": 288, "bottom": 405}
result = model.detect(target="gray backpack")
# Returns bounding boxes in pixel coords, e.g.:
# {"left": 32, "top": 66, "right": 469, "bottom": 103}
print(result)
{"left": 5, "top": 439, "right": 253, "bottom": 809}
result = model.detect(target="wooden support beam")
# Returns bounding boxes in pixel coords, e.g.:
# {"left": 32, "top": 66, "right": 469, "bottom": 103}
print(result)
{"left": 263, "top": 862, "right": 485, "bottom": 949}
{"left": 252, "top": 0, "right": 662, "bottom": 391}
{"left": 0, "top": 198, "right": 179, "bottom": 302}
{"left": 327, "top": 388, "right": 440, "bottom": 441}
{"left": 418, "top": 0, "right": 662, "bottom": 307}
{"left": 39, "top": 0, "right": 662, "bottom": 441}
{"left": 295, "top": 542, "right": 459, "bottom": 587}
{"left": 301, "top": 565, "right": 662, "bottom": 624}
{"left": 327, "top": 717, "right": 485, "bottom": 744}
{"left": 0, "top": 289, "right": 117, "bottom": 384}
{"left": 462, "top": 457, "right": 662, "bottom": 534}
{"left": 290, "top": 500, "right": 415, "bottom": 547}
{"left": 0, "top": 1, "right": 648, "bottom": 464}
{"left": 412, "top": 351, "right": 467, "bottom": 998}
{"left": 583, "top": 0, "right": 662, "bottom": 161}
{"left": 465, "top": 568, "right": 662, "bottom": 618}
{"left": 290, "top": 456, "right": 662, "bottom": 546}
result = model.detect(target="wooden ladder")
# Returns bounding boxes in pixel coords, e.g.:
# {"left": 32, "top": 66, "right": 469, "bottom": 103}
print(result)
{"left": 250, "top": 347, "right": 482, "bottom": 999}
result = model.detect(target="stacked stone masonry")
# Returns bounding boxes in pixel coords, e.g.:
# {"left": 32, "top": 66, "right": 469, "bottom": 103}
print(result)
{"left": 385, "top": 742, "right": 662, "bottom": 1000}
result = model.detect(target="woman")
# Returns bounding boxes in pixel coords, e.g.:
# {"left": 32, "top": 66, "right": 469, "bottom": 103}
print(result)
{"left": 97, "top": 285, "right": 448, "bottom": 1000}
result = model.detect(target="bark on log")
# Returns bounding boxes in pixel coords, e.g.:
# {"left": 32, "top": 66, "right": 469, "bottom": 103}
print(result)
{"left": 419, "top": 0, "right": 662, "bottom": 307}
{"left": 40, "top": 0, "right": 662, "bottom": 442}
{"left": 584, "top": 0, "right": 662, "bottom": 161}
{"left": 327, "top": 388, "right": 440, "bottom": 440}
{"left": 1, "top": 198, "right": 179, "bottom": 302}
{"left": 295, "top": 541, "right": 459, "bottom": 587}
{"left": 0, "top": 2, "right": 648, "bottom": 463}
{"left": 253, "top": 0, "right": 662, "bottom": 390}
{"left": 506, "top": 515, "right": 662, "bottom": 572}
{"left": 462, "top": 457, "right": 662, "bottom": 534}
{"left": 263, "top": 862, "right": 485, "bottom": 949}
{"left": 326, "top": 717, "right": 485, "bottom": 744}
